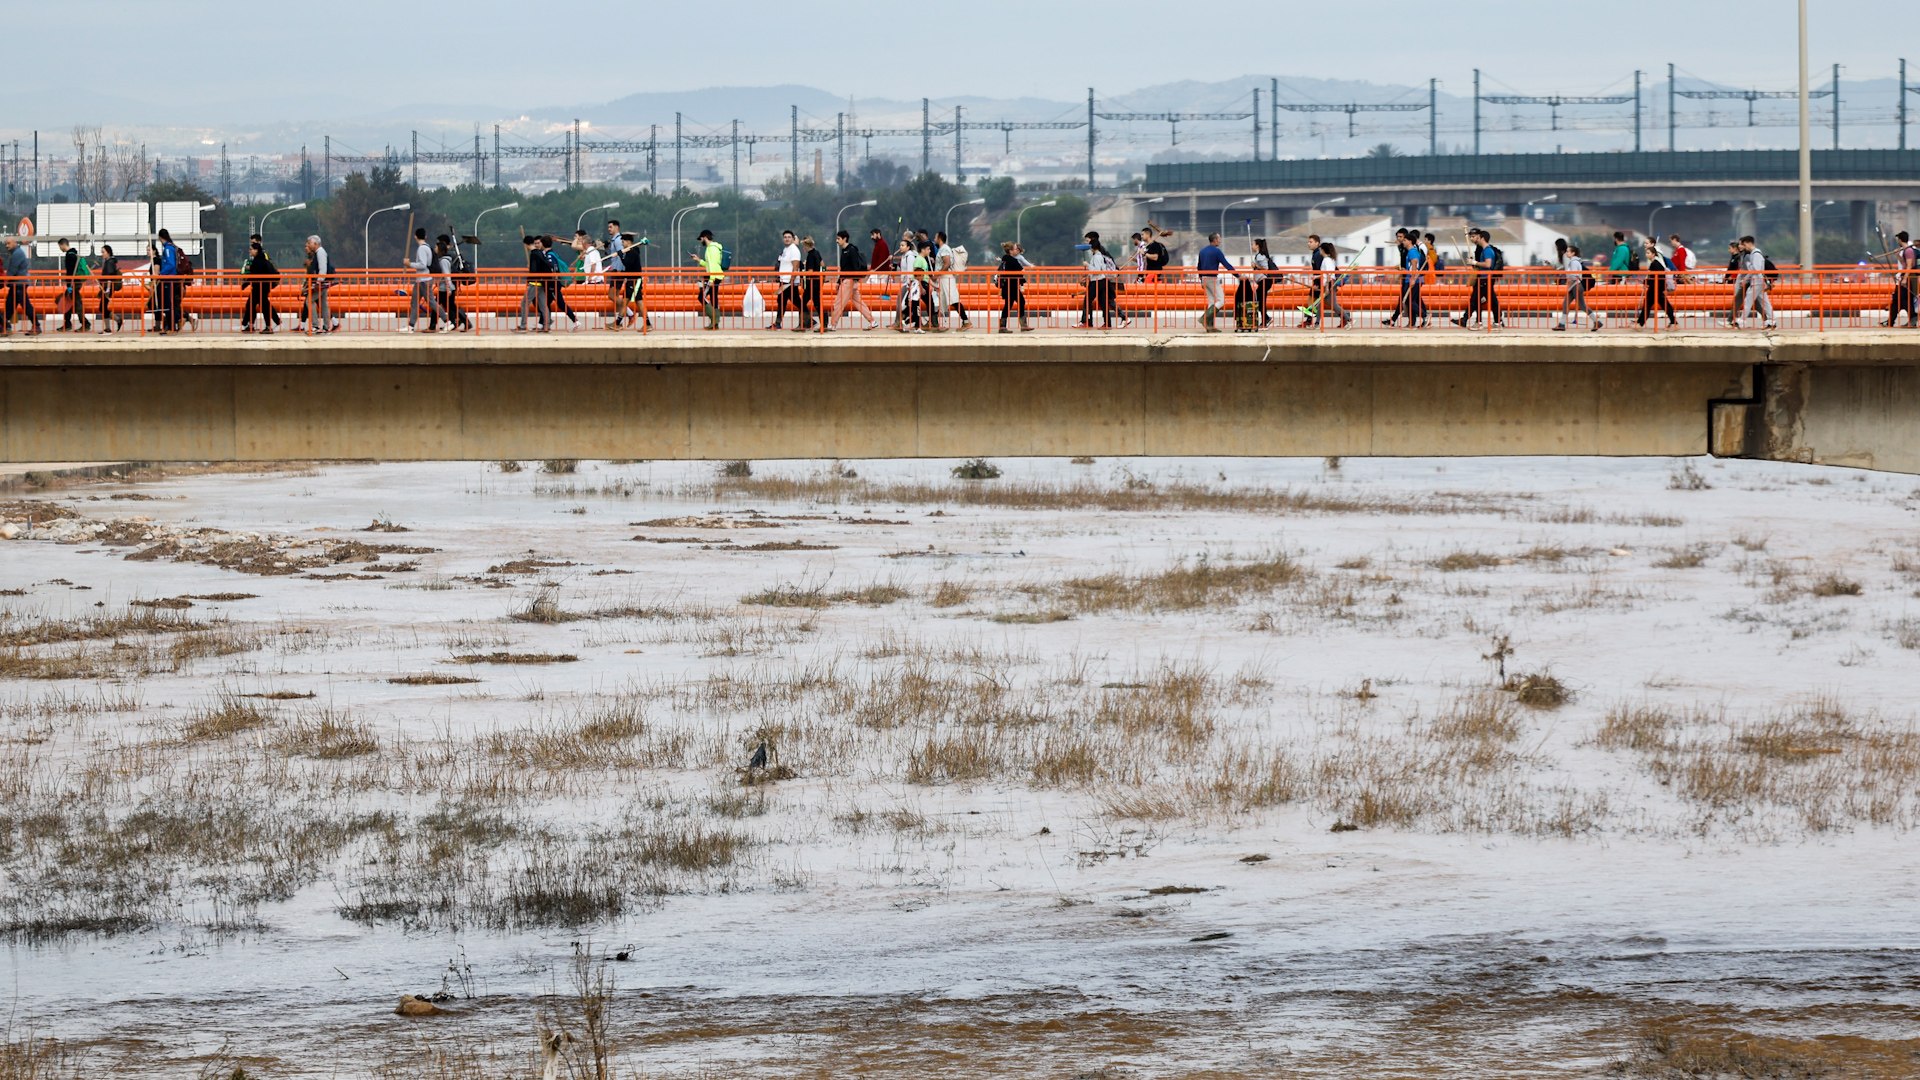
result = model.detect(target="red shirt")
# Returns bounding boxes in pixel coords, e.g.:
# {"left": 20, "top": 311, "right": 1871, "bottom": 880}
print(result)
{"left": 870, "top": 237, "right": 891, "bottom": 272}
{"left": 1670, "top": 245, "right": 1691, "bottom": 274}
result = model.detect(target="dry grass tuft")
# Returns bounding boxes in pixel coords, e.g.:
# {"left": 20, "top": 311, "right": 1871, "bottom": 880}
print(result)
{"left": 928, "top": 581, "right": 974, "bottom": 608}
{"left": 1613, "top": 1020, "right": 1920, "bottom": 1079}
{"left": 389, "top": 673, "right": 483, "bottom": 686}
{"left": 449, "top": 652, "right": 579, "bottom": 665}
{"left": 183, "top": 695, "right": 273, "bottom": 741}
{"left": 741, "top": 583, "right": 829, "bottom": 609}
{"left": 1653, "top": 544, "right": 1715, "bottom": 569}
{"left": 272, "top": 710, "right": 379, "bottom": 759}
{"left": 1503, "top": 672, "right": 1572, "bottom": 709}
{"left": 1810, "top": 572, "right": 1863, "bottom": 597}
{"left": 1431, "top": 550, "right": 1503, "bottom": 572}
{"left": 1429, "top": 690, "right": 1522, "bottom": 743}
{"left": 1057, "top": 553, "right": 1304, "bottom": 614}
{"left": 0, "top": 607, "right": 205, "bottom": 647}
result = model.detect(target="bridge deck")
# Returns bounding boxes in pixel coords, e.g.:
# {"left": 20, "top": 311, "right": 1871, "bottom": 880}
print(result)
{"left": 3, "top": 330, "right": 1917, "bottom": 471}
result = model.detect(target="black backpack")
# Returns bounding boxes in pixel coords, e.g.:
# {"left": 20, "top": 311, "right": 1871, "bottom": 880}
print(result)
{"left": 848, "top": 247, "right": 868, "bottom": 273}
{"left": 449, "top": 247, "right": 473, "bottom": 285}
{"left": 1627, "top": 249, "right": 1641, "bottom": 272}
{"left": 1486, "top": 245, "right": 1505, "bottom": 272}
{"left": 1762, "top": 256, "right": 1778, "bottom": 286}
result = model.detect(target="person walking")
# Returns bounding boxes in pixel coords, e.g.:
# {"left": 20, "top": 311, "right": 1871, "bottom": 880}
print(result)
{"left": 1081, "top": 232, "right": 1119, "bottom": 329}
{"left": 155, "top": 228, "right": 183, "bottom": 333}
{"left": 539, "top": 236, "right": 578, "bottom": 329}
{"left": 1456, "top": 229, "right": 1505, "bottom": 329}
{"left": 2, "top": 236, "right": 38, "bottom": 336}
{"left": 1420, "top": 232, "right": 1442, "bottom": 327}
{"left": 935, "top": 231, "right": 970, "bottom": 330}
{"left": 516, "top": 235, "right": 551, "bottom": 332}
{"left": 868, "top": 228, "right": 891, "bottom": 286}
{"left": 239, "top": 238, "right": 279, "bottom": 333}
{"left": 1385, "top": 229, "right": 1413, "bottom": 327}
{"left": 435, "top": 235, "right": 466, "bottom": 332}
{"left": 614, "top": 233, "right": 651, "bottom": 332}
{"left": 1667, "top": 234, "right": 1692, "bottom": 282}
{"left": 1608, "top": 230, "right": 1633, "bottom": 282}
{"left": 603, "top": 221, "right": 627, "bottom": 319}
{"left": 1248, "top": 237, "right": 1279, "bottom": 328}
{"left": 1732, "top": 235, "right": 1776, "bottom": 330}
{"left": 1888, "top": 231, "right": 1917, "bottom": 327}
{"left": 695, "top": 228, "right": 725, "bottom": 331}
{"left": 1635, "top": 236, "right": 1678, "bottom": 329}
{"left": 795, "top": 236, "right": 823, "bottom": 331}
{"left": 56, "top": 239, "right": 92, "bottom": 332}
{"left": 1197, "top": 232, "right": 1233, "bottom": 332}
{"left": 1553, "top": 239, "right": 1599, "bottom": 332}
{"left": 828, "top": 231, "right": 878, "bottom": 331}
{"left": 93, "top": 244, "right": 122, "bottom": 333}
{"left": 1302, "top": 235, "right": 1346, "bottom": 329}
{"left": 402, "top": 228, "right": 442, "bottom": 332}
{"left": 301, "top": 235, "right": 335, "bottom": 334}
{"left": 995, "top": 240, "right": 1031, "bottom": 333}
{"left": 770, "top": 229, "right": 802, "bottom": 330}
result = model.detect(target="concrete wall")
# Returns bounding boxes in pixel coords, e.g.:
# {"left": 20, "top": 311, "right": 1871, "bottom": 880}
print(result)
{"left": 3, "top": 334, "right": 1915, "bottom": 471}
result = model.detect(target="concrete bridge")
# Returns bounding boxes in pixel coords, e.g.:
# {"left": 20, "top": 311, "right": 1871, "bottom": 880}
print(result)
{"left": 2, "top": 332, "right": 1917, "bottom": 473}
{"left": 1141, "top": 150, "right": 1920, "bottom": 244}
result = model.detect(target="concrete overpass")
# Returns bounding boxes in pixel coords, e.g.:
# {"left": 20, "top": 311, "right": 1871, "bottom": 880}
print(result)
{"left": 1140, "top": 149, "right": 1920, "bottom": 244}
{"left": 3, "top": 333, "right": 1918, "bottom": 474}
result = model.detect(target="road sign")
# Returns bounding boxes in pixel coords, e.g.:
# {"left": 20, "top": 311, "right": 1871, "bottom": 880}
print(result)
{"left": 17, "top": 217, "right": 32, "bottom": 237}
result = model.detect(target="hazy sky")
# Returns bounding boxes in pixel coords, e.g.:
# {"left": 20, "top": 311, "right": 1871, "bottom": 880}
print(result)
{"left": 10, "top": 0, "right": 1908, "bottom": 122}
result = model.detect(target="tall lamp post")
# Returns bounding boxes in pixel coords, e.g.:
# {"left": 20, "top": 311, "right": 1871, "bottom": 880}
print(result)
{"left": 671, "top": 201, "right": 720, "bottom": 264}
{"left": 944, "top": 197, "right": 985, "bottom": 240}
{"left": 836, "top": 199, "right": 878, "bottom": 236}
{"left": 363, "top": 202, "right": 410, "bottom": 269}
{"left": 474, "top": 202, "right": 519, "bottom": 270}
{"left": 576, "top": 201, "right": 619, "bottom": 234}
{"left": 1015, "top": 199, "right": 1058, "bottom": 245}
{"left": 1219, "top": 196, "right": 1258, "bottom": 239}
{"left": 1646, "top": 203, "right": 1674, "bottom": 241}
{"left": 258, "top": 202, "right": 305, "bottom": 258}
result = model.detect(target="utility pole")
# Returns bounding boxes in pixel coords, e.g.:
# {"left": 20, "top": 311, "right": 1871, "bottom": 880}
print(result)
{"left": 1472, "top": 71, "right": 1481, "bottom": 156}
{"left": 836, "top": 112, "right": 846, "bottom": 189}
{"left": 1429, "top": 78, "right": 1438, "bottom": 155}
{"left": 1796, "top": 0, "right": 1812, "bottom": 270}
{"left": 1252, "top": 88, "right": 1261, "bottom": 161}
{"left": 324, "top": 135, "right": 331, "bottom": 197}
{"left": 412, "top": 130, "right": 419, "bottom": 189}
{"left": 921, "top": 98, "right": 931, "bottom": 175}
{"left": 791, "top": 105, "right": 800, "bottom": 190}
{"left": 674, "top": 112, "right": 683, "bottom": 194}
{"left": 493, "top": 125, "right": 501, "bottom": 189}
{"left": 1271, "top": 77, "right": 1280, "bottom": 161}
{"left": 574, "top": 118, "right": 583, "bottom": 186}
{"left": 32, "top": 130, "right": 38, "bottom": 201}
{"left": 1902, "top": 58, "right": 1910, "bottom": 151}
{"left": 647, "top": 124, "right": 657, "bottom": 193}
{"left": 1668, "top": 63, "right": 1677, "bottom": 152}
{"left": 1831, "top": 63, "right": 1841, "bottom": 150}
{"left": 1087, "top": 87, "right": 1096, "bottom": 189}
{"left": 731, "top": 120, "right": 740, "bottom": 193}
{"left": 954, "top": 105, "right": 964, "bottom": 182}
{"left": 1633, "top": 70, "right": 1643, "bottom": 152}
{"left": 220, "top": 144, "right": 231, "bottom": 204}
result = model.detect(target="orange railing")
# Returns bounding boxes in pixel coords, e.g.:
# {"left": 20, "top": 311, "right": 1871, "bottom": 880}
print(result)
{"left": 2, "top": 264, "right": 1916, "bottom": 336}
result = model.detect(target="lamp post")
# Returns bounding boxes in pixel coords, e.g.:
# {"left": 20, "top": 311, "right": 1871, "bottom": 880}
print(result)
{"left": 671, "top": 201, "right": 721, "bottom": 264}
{"left": 474, "top": 202, "right": 519, "bottom": 270}
{"left": 1219, "top": 196, "right": 1257, "bottom": 240}
{"left": 835, "top": 199, "right": 877, "bottom": 237}
{"left": 576, "top": 201, "right": 619, "bottom": 234}
{"left": 363, "top": 202, "right": 410, "bottom": 269}
{"left": 1015, "top": 199, "right": 1058, "bottom": 245}
{"left": 1646, "top": 203, "right": 1674, "bottom": 241}
{"left": 1796, "top": 0, "right": 1812, "bottom": 270}
{"left": 944, "top": 197, "right": 985, "bottom": 240}
{"left": 1308, "top": 196, "right": 1346, "bottom": 218}
{"left": 258, "top": 202, "right": 305, "bottom": 258}
{"left": 196, "top": 203, "right": 222, "bottom": 268}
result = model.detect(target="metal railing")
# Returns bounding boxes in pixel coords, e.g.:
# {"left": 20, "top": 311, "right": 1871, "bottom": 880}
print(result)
{"left": 2, "top": 264, "right": 1916, "bottom": 337}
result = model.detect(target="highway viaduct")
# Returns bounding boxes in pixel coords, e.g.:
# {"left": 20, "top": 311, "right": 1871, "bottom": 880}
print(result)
{"left": 1139, "top": 150, "right": 1920, "bottom": 246}
{"left": 3, "top": 332, "right": 1918, "bottom": 474}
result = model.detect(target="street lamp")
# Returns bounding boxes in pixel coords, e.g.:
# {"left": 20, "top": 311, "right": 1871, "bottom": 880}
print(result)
{"left": 363, "top": 202, "right": 410, "bottom": 269}
{"left": 1219, "top": 196, "right": 1258, "bottom": 240}
{"left": 1308, "top": 196, "right": 1346, "bottom": 217}
{"left": 577, "top": 201, "right": 619, "bottom": 234}
{"left": 474, "top": 202, "right": 519, "bottom": 271}
{"left": 258, "top": 202, "right": 305, "bottom": 257}
{"left": 671, "top": 201, "right": 721, "bottom": 263}
{"left": 944, "top": 197, "right": 985, "bottom": 240}
{"left": 836, "top": 199, "right": 878, "bottom": 236}
{"left": 1646, "top": 203, "right": 1674, "bottom": 241}
{"left": 1015, "top": 199, "right": 1058, "bottom": 245}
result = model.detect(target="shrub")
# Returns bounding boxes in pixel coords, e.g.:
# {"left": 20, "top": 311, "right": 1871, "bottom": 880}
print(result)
{"left": 951, "top": 458, "right": 1002, "bottom": 481}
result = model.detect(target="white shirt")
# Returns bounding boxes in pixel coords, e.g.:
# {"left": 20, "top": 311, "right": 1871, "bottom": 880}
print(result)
{"left": 581, "top": 248, "right": 604, "bottom": 284}
{"left": 410, "top": 241, "right": 432, "bottom": 281}
{"left": 777, "top": 242, "right": 801, "bottom": 283}
{"left": 936, "top": 243, "right": 955, "bottom": 278}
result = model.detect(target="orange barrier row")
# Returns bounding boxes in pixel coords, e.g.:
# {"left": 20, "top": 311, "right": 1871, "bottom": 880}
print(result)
{"left": 3, "top": 266, "right": 1916, "bottom": 333}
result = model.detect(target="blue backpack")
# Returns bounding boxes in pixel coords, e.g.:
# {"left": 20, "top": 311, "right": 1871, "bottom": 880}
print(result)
{"left": 719, "top": 247, "right": 734, "bottom": 272}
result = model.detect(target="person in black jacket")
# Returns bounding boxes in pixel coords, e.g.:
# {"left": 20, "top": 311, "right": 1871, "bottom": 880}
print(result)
{"left": 95, "top": 245, "right": 122, "bottom": 333}
{"left": 828, "top": 230, "right": 877, "bottom": 331}
{"left": 795, "top": 236, "right": 824, "bottom": 331}
{"left": 240, "top": 239, "right": 279, "bottom": 333}
{"left": 995, "top": 241, "right": 1031, "bottom": 333}
{"left": 517, "top": 235, "right": 550, "bottom": 331}
{"left": 1635, "top": 237, "right": 1678, "bottom": 329}
{"left": 57, "top": 239, "right": 92, "bottom": 332}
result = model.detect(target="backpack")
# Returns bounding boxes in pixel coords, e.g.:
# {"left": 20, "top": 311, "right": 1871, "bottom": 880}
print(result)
{"left": 1627, "top": 249, "right": 1641, "bottom": 272}
{"left": 621, "top": 245, "right": 645, "bottom": 274}
{"left": 847, "top": 247, "right": 868, "bottom": 273}
{"left": 449, "top": 246, "right": 473, "bottom": 285}
{"left": 177, "top": 253, "right": 194, "bottom": 280}
{"left": 719, "top": 247, "right": 734, "bottom": 272}
{"left": 950, "top": 245, "right": 968, "bottom": 272}
{"left": 1762, "top": 256, "right": 1778, "bottom": 286}
{"left": 75, "top": 256, "right": 91, "bottom": 277}
{"left": 1486, "top": 245, "right": 1505, "bottom": 272}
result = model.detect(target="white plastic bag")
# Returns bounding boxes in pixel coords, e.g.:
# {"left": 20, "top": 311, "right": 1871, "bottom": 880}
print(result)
{"left": 741, "top": 282, "right": 765, "bottom": 319}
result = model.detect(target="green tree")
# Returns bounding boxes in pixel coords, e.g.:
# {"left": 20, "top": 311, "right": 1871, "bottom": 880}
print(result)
{"left": 978, "top": 176, "right": 1016, "bottom": 211}
{"left": 1367, "top": 142, "right": 1402, "bottom": 159}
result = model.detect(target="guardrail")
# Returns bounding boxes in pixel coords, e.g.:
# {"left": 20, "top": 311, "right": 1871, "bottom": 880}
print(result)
{"left": 1, "top": 264, "right": 1915, "bottom": 337}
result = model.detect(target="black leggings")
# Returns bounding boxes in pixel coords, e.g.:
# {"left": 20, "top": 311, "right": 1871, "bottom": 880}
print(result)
{"left": 998, "top": 285, "right": 1026, "bottom": 326}
{"left": 1638, "top": 276, "right": 1677, "bottom": 325}
{"left": 242, "top": 280, "right": 279, "bottom": 329}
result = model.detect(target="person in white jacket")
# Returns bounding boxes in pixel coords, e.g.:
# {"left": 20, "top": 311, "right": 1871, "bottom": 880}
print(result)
{"left": 1733, "top": 235, "right": 1776, "bottom": 330}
